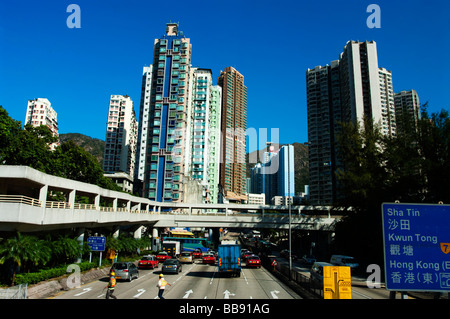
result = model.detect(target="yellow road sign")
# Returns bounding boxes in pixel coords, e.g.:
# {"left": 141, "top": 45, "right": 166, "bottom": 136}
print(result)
{"left": 323, "top": 266, "right": 352, "bottom": 299}
{"left": 107, "top": 249, "right": 116, "bottom": 260}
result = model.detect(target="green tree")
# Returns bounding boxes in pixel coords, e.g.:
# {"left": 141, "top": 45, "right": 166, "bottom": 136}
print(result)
{"left": 50, "top": 235, "right": 83, "bottom": 265}
{"left": 105, "top": 235, "right": 121, "bottom": 252}
{"left": 0, "top": 105, "right": 55, "bottom": 171}
{"left": 0, "top": 232, "right": 51, "bottom": 284}
{"left": 335, "top": 117, "right": 389, "bottom": 210}
{"left": 50, "top": 141, "right": 121, "bottom": 191}
{"left": 417, "top": 108, "right": 450, "bottom": 203}
{"left": 0, "top": 105, "right": 121, "bottom": 192}
{"left": 333, "top": 118, "right": 388, "bottom": 266}
{"left": 0, "top": 106, "right": 22, "bottom": 164}
{"left": 119, "top": 236, "right": 140, "bottom": 255}
{"left": 332, "top": 106, "right": 450, "bottom": 266}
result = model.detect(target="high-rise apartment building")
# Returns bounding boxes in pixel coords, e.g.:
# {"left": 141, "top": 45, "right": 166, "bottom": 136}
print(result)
{"left": 134, "top": 65, "right": 153, "bottom": 195}
{"left": 339, "top": 41, "right": 396, "bottom": 136}
{"left": 250, "top": 145, "right": 295, "bottom": 204}
{"left": 207, "top": 85, "right": 223, "bottom": 204}
{"left": 394, "top": 90, "right": 421, "bottom": 135}
{"left": 185, "top": 68, "right": 222, "bottom": 204}
{"left": 103, "top": 95, "right": 138, "bottom": 191}
{"left": 307, "top": 40, "right": 395, "bottom": 205}
{"left": 25, "top": 98, "right": 59, "bottom": 149}
{"left": 186, "top": 68, "right": 213, "bottom": 185}
{"left": 378, "top": 68, "right": 396, "bottom": 137}
{"left": 217, "top": 67, "right": 247, "bottom": 201}
{"left": 140, "top": 23, "right": 192, "bottom": 202}
{"left": 306, "top": 62, "right": 341, "bottom": 205}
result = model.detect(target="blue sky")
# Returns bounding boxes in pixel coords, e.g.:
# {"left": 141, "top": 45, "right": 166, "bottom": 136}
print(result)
{"left": 1, "top": 0, "right": 449, "bottom": 152}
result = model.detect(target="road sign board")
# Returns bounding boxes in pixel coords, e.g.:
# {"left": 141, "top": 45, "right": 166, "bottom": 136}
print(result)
{"left": 323, "top": 266, "right": 352, "bottom": 299}
{"left": 87, "top": 236, "right": 106, "bottom": 252}
{"left": 382, "top": 203, "right": 450, "bottom": 292}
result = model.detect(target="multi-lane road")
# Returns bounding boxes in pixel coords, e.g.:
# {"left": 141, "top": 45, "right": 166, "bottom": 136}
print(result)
{"left": 51, "top": 260, "right": 301, "bottom": 300}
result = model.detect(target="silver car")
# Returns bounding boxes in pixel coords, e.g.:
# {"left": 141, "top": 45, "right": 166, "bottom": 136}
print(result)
{"left": 179, "top": 251, "right": 194, "bottom": 264}
{"left": 111, "top": 262, "right": 139, "bottom": 282}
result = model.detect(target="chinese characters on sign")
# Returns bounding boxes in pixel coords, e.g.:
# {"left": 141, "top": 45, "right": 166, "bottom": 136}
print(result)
{"left": 87, "top": 236, "right": 106, "bottom": 252}
{"left": 382, "top": 203, "right": 450, "bottom": 292}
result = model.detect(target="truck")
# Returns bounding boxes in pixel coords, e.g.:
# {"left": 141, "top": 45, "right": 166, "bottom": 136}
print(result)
{"left": 220, "top": 240, "right": 237, "bottom": 245}
{"left": 218, "top": 244, "right": 241, "bottom": 277}
{"left": 162, "top": 241, "right": 181, "bottom": 257}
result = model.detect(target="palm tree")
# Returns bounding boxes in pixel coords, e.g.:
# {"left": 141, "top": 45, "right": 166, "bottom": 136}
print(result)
{"left": 51, "top": 235, "right": 82, "bottom": 265}
{"left": 0, "top": 232, "right": 51, "bottom": 285}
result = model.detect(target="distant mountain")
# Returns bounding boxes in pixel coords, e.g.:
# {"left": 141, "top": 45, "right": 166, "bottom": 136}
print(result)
{"left": 59, "top": 133, "right": 105, "bottom": 166}
{"left": 246, "top": 142, "right": 309, "bottom": 194}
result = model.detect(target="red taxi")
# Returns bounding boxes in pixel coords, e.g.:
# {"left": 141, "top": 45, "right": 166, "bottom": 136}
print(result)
{"left": 202, "top": 253, "right": 216, "bottom": 264}
{"left": 242, "top": 251, "right": 253, "bottom": 261}
{"left": 193, "top": 249, "right": 203, "bottom": 259}
{"left": 138, "top": 255, "right": 159, "bottom": 269}
{"left": 246, "top": 255, "right": 261, "bottom": 268}
{"left": 156, "top": 251, "right": 172, "bottom": 262}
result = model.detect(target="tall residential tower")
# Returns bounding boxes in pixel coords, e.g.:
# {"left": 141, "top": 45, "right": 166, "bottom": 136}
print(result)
{"left": 103, "top": 95, "right": 138, "bottom": 192}
{"left": 185, "top": 68, "right": 222, "bottom": 204}
{"left": 394, "top": 90, "right": 421, "bottom": 135}
{"left": 134, "top": 65, "right": 153, "bottom": 195}
{"left": 25, "top": 98, "right": 59, "bottom": 149}
{"left": 307, "top": 41, "right": 396, "bottom": 205}
{"left": 141, "top": 23, "right": 192, "bottom": 202}
{"left": 217, "top": 66, "right": 247, "bottom": 202}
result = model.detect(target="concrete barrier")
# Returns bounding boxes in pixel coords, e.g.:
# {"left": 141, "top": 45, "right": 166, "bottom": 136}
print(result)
{"left": 27, "top": 266, "right": 112, "bottom": 299}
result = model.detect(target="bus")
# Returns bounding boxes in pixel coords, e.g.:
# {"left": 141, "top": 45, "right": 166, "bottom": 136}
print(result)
{"left": 168, "top": 229, "right": 195, "bottom": 238}
{"left": 162, "top": 236, "right": 213, "bottom": 252}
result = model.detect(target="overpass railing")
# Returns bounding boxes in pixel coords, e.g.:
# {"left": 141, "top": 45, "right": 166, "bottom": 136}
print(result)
{"left": 0, "top": 195, "right": 42, "bottom": 207}
{"left": 0, "top": 195, "right": 345, "bottom": 219}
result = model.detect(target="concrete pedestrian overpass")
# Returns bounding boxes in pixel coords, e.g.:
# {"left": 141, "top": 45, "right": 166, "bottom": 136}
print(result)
{"left": 0, "top": 166, "right": 346, "bottom": 235}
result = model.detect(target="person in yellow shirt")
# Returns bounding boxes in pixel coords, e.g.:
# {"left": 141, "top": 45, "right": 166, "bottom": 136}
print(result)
{"left": 106, "top": 271, "right": 117, "bottom": 299}
{"left": 157, "top": 273, "right": 171, "bottom": 299}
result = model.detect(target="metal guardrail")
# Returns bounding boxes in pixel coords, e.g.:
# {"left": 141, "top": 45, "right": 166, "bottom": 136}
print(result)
{"left": 0, "top": 284, "right": 27, "bottom": 299}
{"left": 272, "top": 258, "right": 324, "bottom": 298}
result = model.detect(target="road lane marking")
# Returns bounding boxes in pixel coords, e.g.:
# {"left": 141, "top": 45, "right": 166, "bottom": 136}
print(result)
{"left": 242, "top": 269, "right": 249, "bottom": 284}
{"left": 133, "top": 289, "right": 146, "bottom": 298}
{"left": 210, "top": 266, "right": 217, "bottom": 285}
{"left": 270, "top": 290, "right": 280, "bottom": 299}
{"left": 183, "top": 289, "right": 193, "bottom": 298}
{"left": 74, "top": 287, "right": 92, "bottom": 296}
{"left": 223, "top": 290, "right": 235, "bottom": 299}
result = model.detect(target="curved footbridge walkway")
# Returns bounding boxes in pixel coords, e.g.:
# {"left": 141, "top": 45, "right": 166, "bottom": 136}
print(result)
{"left": 0, "top": 166, "right": 346, "bottom": 235}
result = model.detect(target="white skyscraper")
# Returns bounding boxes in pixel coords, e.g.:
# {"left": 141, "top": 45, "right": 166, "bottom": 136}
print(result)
{"left": 378, "top": 67, "right": 396, "bottom": 137}
{"left": 25, "top": 98, "right": 59, "bottom": 149}
{"left": 135, "top": 65, "right": 153, "bottom": 191}
{"left": 103, "top": 95, "right": 138, "bottom": 192}
{"left": 184, "top": 68, "right": 223, "bottom": 204}
{"left": 339, "top": 41, "right": 396, "bottom": 135}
